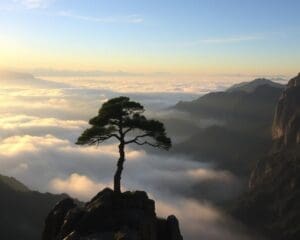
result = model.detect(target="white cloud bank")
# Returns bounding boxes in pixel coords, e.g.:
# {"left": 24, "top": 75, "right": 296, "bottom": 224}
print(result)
{"left": 0, "top": 131, "right": 252, "bottom": 239}
{"left": 50, "top": 173, "right": 111, "bottom": 200}
{"left": 0, "top": 71, "right": 258, "bottom": 239}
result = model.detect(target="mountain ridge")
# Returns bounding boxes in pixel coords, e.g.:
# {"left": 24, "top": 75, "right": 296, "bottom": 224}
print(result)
{"left": 0, "top": 174, "right": 29, "bottom": 192}
{"left": 226, "top": 78, "right": 284, "bottom": 93}
{"left": 0, "top": 70, "right": 70, "bottom": 89}
{"left": 172, "top": 80, "right": 283, "bottom": 180}
{"left": 0, "top": 173, "right": 68, "bottom": 240}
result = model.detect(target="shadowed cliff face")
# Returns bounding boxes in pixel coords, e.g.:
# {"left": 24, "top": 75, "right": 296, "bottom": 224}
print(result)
{"left": 272, "top": 73, "right": 300, "bottom": 148}
{"left": 250, "top": 74, "right": 300, "bottom": 189}
{"left": 234, "top": 74, "right": 300, "bottom": 240}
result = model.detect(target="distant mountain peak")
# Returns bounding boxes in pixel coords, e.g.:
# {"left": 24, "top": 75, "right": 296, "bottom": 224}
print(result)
{"left": 0, "top": 70, "right": 34, "bottom": 80}
{"left": 0, "top": 70, "right": 70, "bottom": 89}
{"left": 226, "top": 78, "right": 284, "bottom": 93}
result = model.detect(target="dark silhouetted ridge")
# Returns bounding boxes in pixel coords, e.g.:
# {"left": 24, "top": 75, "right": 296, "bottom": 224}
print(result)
{"left": 0, "top": 174, "right": 68, "bottom": 240}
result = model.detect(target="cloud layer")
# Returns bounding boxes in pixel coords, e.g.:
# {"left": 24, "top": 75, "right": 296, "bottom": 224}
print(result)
{"left": 0, "top": 71, "right": 258, "bottom": 239}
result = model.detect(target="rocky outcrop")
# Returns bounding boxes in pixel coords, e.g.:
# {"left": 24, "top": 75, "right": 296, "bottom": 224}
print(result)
{"left": 272, "top": 73, "right": 300, "bottom": 148}
{"left": 42, "top": 188, "right": 183, "bottom": 240}
{"left": 233, "top": 74, "right": 300, "bottom": 240}
{"left": 249, "top": 74, "right": 300, "bottom": 189}
{"left": 43, "top": 198, "right": 77, "bottom": 240}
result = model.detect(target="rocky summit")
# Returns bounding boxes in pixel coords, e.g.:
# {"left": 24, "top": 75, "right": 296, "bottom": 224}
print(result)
{"left": 233, "top": 74, "right": 300, "bottom": 240}
{"left": 42, "top": 188, "right": 183, "bottom": 240}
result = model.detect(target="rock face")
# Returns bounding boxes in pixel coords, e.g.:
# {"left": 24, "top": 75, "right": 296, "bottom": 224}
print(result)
{"left": 272, "top": 73, "right": 300, "bottom": 148}
{"left": 250, "top": 74, "right": 300, "bottom": 189}
{"left": 42, "top": 188, "right": 183, "bottom": 240}
{"left": 233, "top": 74, "right": 300, "bottom": 240}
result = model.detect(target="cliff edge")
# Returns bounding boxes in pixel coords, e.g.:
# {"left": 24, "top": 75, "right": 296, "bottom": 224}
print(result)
{"left": 272, "top": 73, "right": 300, "bottom": 148}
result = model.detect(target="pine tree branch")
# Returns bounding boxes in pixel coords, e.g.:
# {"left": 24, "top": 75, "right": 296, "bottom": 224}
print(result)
{"left": 132, "top": 140, "right": 160, "bottom": 148}
{"left": 124, "top": 133, "right": 151, "bottom": 144}
{"left": 88, "top": 134, "right": 120, "bottom": 145}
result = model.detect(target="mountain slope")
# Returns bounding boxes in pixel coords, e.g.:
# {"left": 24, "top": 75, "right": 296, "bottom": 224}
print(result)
{"left": 173, "top": 125, "right": 269, "bottom": 177}
{"left": 174, "top": 83, "right": 283, "bottom": 122}
{"left": 0, "top": 174, "right": 29, "bottom": 192}
{"left": 172, "top": 81, "right": 283, "bottom": 178}
{"left": 0, "top": 174, "right": 67, "bottom": 240}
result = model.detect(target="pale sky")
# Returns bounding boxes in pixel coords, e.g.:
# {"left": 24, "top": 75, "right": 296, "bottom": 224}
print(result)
{"left": 0, "top": 0, "right": 299, "bottom": 77}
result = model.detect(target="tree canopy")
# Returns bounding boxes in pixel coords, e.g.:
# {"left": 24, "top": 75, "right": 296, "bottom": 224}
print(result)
{"left": 77, "top": 96, "right": 171, "bottom": 149}
{"left": 76, "top": 96, "right": 171, "bottom": 192}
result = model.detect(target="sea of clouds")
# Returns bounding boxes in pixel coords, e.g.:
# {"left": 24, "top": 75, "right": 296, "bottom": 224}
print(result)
{"left": 0, "top": 71, "right": 263, "bottom": 240}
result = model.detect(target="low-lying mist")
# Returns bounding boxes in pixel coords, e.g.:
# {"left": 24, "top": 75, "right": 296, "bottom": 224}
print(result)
{"left": 0, "top": 71, "right": 260, "bottom": 239}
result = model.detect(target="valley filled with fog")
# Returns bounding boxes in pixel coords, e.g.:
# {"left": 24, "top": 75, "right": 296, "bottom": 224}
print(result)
{"left": 0, "top": 71, "right": 284, "bottom": 239}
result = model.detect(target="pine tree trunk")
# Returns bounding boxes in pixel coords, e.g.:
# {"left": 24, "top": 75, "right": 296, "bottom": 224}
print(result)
{"left": 114, "top": 142, "right": 125, "bottom": 193}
